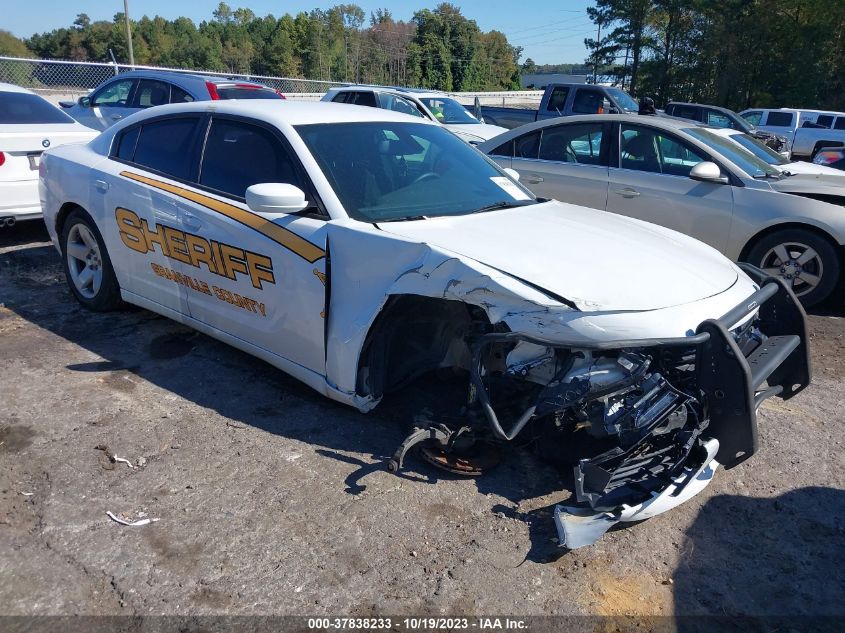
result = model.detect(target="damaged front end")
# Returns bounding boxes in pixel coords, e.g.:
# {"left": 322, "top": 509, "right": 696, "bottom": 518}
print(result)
{"left": 388, "top": 267, "right": 810, "bottom": 548}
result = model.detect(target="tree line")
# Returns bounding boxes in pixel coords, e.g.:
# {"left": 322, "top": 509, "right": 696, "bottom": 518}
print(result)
{"left": 584, "top": 0, "right": 845, "bottom": 110}
{"left": 0, "top": 2, "right": 522, "bottom": 91}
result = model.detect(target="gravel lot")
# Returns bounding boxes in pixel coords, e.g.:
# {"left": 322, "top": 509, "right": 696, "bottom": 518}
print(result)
{"left": 1, "top": 222, "right": 843, "bottom": 623}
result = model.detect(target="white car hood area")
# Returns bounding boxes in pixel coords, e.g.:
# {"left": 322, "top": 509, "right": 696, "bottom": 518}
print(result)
{"left": 445, "top": 122, "right": 508, "bottom": 141}
{"left": 378, "top": 200, "right": 739, "bottom": 312}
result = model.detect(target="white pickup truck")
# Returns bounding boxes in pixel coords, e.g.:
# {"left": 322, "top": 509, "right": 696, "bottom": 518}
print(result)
{"left": 740, "top": 108, "right": 845, "bottom": 159}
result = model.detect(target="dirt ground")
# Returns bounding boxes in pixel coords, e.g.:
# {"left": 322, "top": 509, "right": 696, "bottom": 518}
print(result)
{"left": 1, "top": 222, "right": 843, "bottom": 625}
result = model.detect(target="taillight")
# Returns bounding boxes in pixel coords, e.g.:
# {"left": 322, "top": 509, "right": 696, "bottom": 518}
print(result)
{"left": 0, "top": 152, "right": 5, "bottom": 167}
{"left": 275, "top": 89, "right": 286, "bottom": 99}
{"left": 813, "top": 150, "right": 843, "bottom": 165}
{"left": 205, "top": 81, "right": 220, "bottom": 100}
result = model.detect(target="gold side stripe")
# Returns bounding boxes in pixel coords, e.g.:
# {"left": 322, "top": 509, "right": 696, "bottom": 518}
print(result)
{"left": 120, "top": 171, "right": 326, "bottom": 263}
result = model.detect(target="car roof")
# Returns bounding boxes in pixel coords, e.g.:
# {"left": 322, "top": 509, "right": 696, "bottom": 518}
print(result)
{"left": 329, "top": 85, "right": 446, "bottom": 98}
{"left": 0, "top": 82, "right": 36, "bottom": 95}
{"left": 106, "top": 70, "right": 269, "bottom": 87}
{"left": 476, "top": 113, "right": 705, "bottom": 150}
{"left": 668, "top": 102, "right": 736, "bottom": 114}
{"left": 109, "top": 99, "right": 440, "bottom": 128}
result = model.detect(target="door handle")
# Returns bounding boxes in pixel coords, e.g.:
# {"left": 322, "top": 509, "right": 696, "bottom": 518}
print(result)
{"left": 523, "top": 175, "right": 545, "bottom": 184}
{"left": 614, "top": 188, "right": 640, "bottom": 198}
{"left": 182, "top": 212, "right": 202, "bottom": 230}
{"left": 94, "top": 179, "right": 109, "bottom": 192}
{"left": 111, "top": 114, "right": 123, "bottom": 121}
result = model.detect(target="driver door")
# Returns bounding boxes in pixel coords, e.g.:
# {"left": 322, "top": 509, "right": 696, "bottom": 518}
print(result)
{"left": 85, "top": 78, "right": 138, "bottom": 130}
{"left": 607, "top": 123, "right": 734, "bottom": 251}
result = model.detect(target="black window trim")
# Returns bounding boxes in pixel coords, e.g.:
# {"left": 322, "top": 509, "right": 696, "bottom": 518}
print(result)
{"left": 195, "top": 112, "right": 329, "bottom": 219}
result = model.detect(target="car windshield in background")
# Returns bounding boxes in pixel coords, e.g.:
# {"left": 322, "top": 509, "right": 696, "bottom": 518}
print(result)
{"left": 727, "top": 132, "right": 789, "bottom": 166}
{"left": 606, "top": 88, "right": 639, "bottom": 112}
{"left": 217, "top": 86, "right": 282, "bottom": 100}
{"left": 0, "top": 92, "right": 76, "bottom": 124}
{"left": 685, "top": 127, "right": 783, "bottom": 178}
{"left": 418, "top": 97, "right": 480, "bottom": 124}
{"left": 296, "top": 122, "right": 537, "bottom": 222}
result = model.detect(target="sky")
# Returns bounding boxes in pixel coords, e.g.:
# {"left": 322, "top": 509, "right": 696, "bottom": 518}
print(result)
{"left": 4, "top": 0, "right": 596, "bottom": 65}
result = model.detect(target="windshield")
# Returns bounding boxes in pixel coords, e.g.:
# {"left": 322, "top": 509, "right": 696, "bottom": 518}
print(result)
{"left": 606, "top": 87, "right": 639, "bottom": 112}
{"left": 725, "top": 132, "right": 789, "bottom": 166}
{"left": 418, "top": 97, "right": 480, "bottom": 124}
{"left": 685, "top": 127, "right": 783, "bottom": 178}
{"left": 0, "top": 91, "right": 76, "bottom": 124}
{"left": 296, "top": 122, "right": 536, "bottom": 222}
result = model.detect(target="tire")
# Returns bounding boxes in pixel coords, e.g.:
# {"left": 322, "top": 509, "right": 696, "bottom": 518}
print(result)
{"left": 744, "top": 228, "right": 840, "bottom": 307}
{"left": 60, "top": 208, "right": 122, "bottom": 311}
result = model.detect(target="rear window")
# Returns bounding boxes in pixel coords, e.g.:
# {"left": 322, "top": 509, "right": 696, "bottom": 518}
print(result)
{"left": 131, "top": 117, "right": 199, "bottom": 180}
{"left": 216, "top": 86, "right": 282, "bottom": 100}
{"left": 765, "top": 111, "right": 794, "bottom": 127}
{"left": 0, "top": 91, "right": 75, "bottom": 124}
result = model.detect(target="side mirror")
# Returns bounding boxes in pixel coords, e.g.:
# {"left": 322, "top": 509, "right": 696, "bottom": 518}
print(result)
{"left": 689, "top": 161, "right": 729, "bottom": 184}
{"left": 79, "top": 96, "right": 91, "bottom": 108}
{"left": 245, "top": 183, "right": 309, "bottom": 217}
{"left": 503, "top": 167, "right": 521, "bottom": 182}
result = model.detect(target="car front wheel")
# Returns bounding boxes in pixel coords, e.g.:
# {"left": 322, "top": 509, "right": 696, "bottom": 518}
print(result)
{"left": 61, "top": 209, "right": 122, "bottom": 311}
{"left": 745, "top": 228, "right": 840, "bottom": 307}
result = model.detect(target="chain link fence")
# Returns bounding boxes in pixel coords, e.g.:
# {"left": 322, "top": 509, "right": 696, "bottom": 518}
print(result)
{"left": 0, "top": 56, "right": 344, "bottom": 103}
{"left": 0, "top": 55, "right": 543, "bottom": 107}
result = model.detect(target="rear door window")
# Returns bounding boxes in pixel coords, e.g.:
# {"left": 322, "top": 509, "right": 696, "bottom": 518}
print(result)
{"left": 835, "top": 117, "right": 845, "bottom": 130}
{"left": 130, "top": 117, "right": 200, "bottom": 181}
{"left": 671, "top": 105, "right": 700, "bottom": 121}
{"left": 816, "top": 114, "right": 834, "bottom": 128}
{"left": 349, "top": 91, "right": 377, "bottom": 108}
{"left": 131, "top": 80, "right": 171, "bottom": 108}
{"left": 170, "top": 85, "right": 194, "bottom": 104}
{"left": 538, "top": 123, "right": 605, "bottom": 165}
{"left": 199, "top": 118, "right": 304, "bottom": 199}
{"left": 765, "top": 111, "right": 794, "bottom": 127}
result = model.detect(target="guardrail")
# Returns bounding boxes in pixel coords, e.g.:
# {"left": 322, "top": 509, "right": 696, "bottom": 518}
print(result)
{"left": 0, "top": 55, "right": 543, "bottom": 107}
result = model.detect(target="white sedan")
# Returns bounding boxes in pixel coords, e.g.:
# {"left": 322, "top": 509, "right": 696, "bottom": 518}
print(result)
{"left": 40, "top": 101, "right": 809, "bottom": 547}
{"left": 709, "top": 127, "right": 845, "bottom": 178}
{"left": 0, "top": 83, "right": 96, "bottom": 226}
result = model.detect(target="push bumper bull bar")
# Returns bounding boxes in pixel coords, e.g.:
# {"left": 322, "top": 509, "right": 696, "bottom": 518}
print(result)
{"left": 470, "top": 267, "right": 811, "bottom": 547}
{"left": 471, "top": 265, "right": 810, "bottom": 470}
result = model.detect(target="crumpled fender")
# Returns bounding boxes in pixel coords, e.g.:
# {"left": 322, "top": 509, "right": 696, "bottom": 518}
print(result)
{"left": 323, "top": 222, "right": 572, "bottom": 410}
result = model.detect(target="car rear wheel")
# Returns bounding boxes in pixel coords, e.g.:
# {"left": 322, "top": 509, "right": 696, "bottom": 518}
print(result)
{"left": 745, "top": 228, "right": 839, "bottom": 307}
{"left": 61, "top": 209, "right": 122, "bottom": 311}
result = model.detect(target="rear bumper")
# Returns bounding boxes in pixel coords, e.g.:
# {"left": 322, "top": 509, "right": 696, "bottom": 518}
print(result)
{"left": 0, "top": 179, "right": 41, "bottom": 219}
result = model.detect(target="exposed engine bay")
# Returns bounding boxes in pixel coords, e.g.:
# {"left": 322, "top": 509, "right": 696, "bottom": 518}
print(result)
{"left": 375, "top": 271, "right": 810, "bottom": 548}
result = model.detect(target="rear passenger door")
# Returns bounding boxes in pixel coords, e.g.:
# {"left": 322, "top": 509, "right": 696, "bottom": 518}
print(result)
{"left": 99, "top": 115, "right": 205, "bottom": 314}
{"left": 177, "top": 115, "right": 328, "bottom": 372}
{"left": 510, "top": 121, "right": 610, "bottom": 210}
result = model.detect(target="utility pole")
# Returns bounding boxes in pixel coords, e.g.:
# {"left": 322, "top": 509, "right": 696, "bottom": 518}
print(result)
{"left": 123, "top": 0, "right": 135, "bottom": 66}
{"left": 592, "top": 19, "right": 602, "bottom": 84}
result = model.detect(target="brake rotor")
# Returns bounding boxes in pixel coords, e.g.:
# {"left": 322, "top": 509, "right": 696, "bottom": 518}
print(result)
{"left": 419, "top": 441, "right": 500, "bottom": 476}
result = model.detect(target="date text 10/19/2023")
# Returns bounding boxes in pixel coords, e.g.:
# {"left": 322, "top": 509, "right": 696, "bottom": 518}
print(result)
{"left": 306, "top": 618, "right": 528, "bottom": 630}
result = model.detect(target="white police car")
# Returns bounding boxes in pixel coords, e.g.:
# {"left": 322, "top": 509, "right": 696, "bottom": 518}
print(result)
{"left": 39, "top": 100, "right": 809, "bottom": 547}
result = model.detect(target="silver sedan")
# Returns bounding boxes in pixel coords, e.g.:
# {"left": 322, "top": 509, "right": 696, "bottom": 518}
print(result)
{"left": 479, "top": 114, "right": 845, "bottom": 306}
